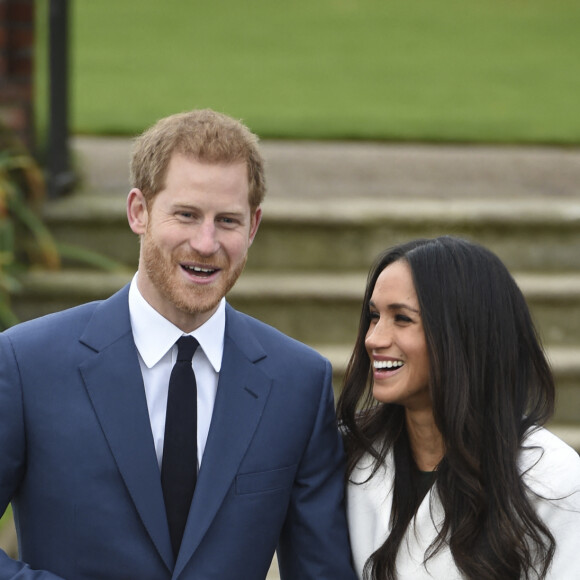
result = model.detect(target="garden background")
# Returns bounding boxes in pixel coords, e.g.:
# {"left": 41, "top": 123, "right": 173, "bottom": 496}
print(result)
{"left": 1, "top": 0, "right": 579, "bottom": 569}
{"left": 35, "top": 0, "right": 580, "bottom": 145}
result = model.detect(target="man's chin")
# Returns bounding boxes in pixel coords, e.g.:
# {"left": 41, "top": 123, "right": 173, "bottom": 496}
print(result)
{"left": 171, "top": 284, "right": 225, "bottom": 316}
{"left": 181, "top": 299, "right": 222, "bottom": 317}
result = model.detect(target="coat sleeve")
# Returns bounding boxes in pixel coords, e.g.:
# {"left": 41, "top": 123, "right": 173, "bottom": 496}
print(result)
{"left": 523, "top": 428, "right": 580, "bottom": 579}
{"left": 0, "top": 333, "right": 66, "bottom": 580}
{"left": 276, "top": 359, "right": 357, "bottom": 579}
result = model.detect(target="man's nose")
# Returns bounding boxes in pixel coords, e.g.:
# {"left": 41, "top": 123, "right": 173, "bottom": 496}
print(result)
{"left": 190, "top": 220, "right": 219, "bottom": 256}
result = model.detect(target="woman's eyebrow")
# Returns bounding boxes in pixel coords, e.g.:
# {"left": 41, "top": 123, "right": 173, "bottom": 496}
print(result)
{"left": 388, "top": 303, "right": 419, "bottom": 313}
{"left": 368, "top": 299, "right": 419, "bottom": 313}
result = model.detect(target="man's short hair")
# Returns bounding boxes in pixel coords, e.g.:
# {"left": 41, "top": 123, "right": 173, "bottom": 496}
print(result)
{"left": 130, "top": 109, "right": 266, "bottom": 212}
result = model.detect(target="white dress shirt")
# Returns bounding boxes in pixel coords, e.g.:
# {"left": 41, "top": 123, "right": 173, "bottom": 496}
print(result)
{"left": 128, "top": 275, "right": 224, "bottom": 470}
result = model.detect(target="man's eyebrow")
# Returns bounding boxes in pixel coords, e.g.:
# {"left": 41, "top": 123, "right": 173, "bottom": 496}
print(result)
{"left": 172, "top": 204, "right": 245, "bottom": 216}
{"left": 368, "top": 299, "right": 419, "bottom": 314}
{"left": 172, "top": 203, "right": 198, "bottom": 211}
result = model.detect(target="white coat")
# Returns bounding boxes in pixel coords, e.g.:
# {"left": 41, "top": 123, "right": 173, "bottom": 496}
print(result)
{"left": 347, "top": 427, "right": 580, "bottom": 579}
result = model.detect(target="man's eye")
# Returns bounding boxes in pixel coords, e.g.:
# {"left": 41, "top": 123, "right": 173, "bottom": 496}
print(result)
{"left": 218, "top": 217, "right": 239, "bottom": 226}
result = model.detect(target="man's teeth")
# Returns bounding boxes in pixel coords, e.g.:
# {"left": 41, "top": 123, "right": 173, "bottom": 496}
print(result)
{"left": 185, "top": 265, "right": 215, "bottom": 273}
{"left": 374, "top": 360, "right": 404, "bottom": 370}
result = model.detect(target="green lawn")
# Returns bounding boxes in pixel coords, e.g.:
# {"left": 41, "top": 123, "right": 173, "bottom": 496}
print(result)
{"left": 0, "top": 504, "right": 12, "bottom": 531}
{"left": 36, "top": 0, "right": 580, "bottom": 143}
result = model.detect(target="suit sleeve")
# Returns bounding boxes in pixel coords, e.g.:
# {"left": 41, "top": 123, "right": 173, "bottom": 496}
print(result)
{"left": 0, "top": 333, "right": 66, "bottom": 580}
{"left": 276, "top": 359, "right": 357, "bottom": 579}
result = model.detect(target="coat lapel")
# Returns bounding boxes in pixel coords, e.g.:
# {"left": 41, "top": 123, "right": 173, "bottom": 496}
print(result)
{"left": 78, "top": 285, "right": 174, "bottom": 572}
{"left": 175, "top": 306, "right": 271, "bottom": 577}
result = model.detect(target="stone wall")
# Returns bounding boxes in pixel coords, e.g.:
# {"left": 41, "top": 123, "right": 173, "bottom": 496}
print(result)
{"left": 0, "top": 0, "right": 35, "bottom": 151}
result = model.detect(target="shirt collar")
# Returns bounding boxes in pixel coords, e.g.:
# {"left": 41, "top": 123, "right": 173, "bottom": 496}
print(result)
{"left": 128, "top": 274, "right": 225, "bottom": 372}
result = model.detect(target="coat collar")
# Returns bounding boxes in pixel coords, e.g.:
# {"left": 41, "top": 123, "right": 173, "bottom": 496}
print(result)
{"left": 78, "top": 289, "right": 271, "bottom": 575}
{"left": 79, "top": 285, "right": 173, "bottom": 570}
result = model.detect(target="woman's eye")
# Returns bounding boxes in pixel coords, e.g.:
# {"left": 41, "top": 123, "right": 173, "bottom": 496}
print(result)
{"left": 395, "top": 314, "right": 412, "bottom": 323}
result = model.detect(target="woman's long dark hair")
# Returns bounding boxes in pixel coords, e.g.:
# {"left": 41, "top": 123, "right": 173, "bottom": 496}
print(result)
{"left": 337, "top": 236, "right": 556, "bottom": 580}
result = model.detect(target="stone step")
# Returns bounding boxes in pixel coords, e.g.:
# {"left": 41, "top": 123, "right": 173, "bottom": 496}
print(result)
{"left": 13, "top": 270, "right": 580, "bottom": 346}
{"left": 11, "top": 270, "right": 580, "bottom": 430}
{"left": 233, "top": 271, "right": 580, "bottom": 346}
{"left": 73, "top": 138, "right": 580, "bottom": 203}
{"left": 42, "top": 196, "right": 580, "bottom": 273}
{"left": 315, "top": 344, "right": 580, "bottom": 429}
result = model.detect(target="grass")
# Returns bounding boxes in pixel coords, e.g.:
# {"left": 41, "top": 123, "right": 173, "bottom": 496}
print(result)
{"left": 35, "top": 0, "right": 580, "bottom": 144}
{"left": 0, "top": 505, "right": 12, "bottom": 531}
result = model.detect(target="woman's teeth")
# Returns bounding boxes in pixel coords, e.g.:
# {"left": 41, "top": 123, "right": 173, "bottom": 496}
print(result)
{"left": 374, "top": 360, "right": 404, "bottom": 370}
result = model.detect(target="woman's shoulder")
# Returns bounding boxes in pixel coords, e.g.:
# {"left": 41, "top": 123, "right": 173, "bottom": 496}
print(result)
{"left": 520, "top": 426, "right": 580, "bottom": 497}
{"left": 348, "top": 446, "right": 394, "bottom": 486}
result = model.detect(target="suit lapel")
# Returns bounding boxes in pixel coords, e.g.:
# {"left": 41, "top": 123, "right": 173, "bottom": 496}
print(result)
{"left": 175, "top": 306, "right": 271, "bottom": 577}
{"left": 78, "top": 286, "right": 174, "bottom": 571}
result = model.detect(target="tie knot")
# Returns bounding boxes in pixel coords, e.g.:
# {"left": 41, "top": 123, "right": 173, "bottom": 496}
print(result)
{"left": 176, "top": 335, "right": 199, "bottom": 362}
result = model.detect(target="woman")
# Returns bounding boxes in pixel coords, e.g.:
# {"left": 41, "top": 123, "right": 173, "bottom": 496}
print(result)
{"left": 337, "top": 236, "right": 580, "bottom": 580}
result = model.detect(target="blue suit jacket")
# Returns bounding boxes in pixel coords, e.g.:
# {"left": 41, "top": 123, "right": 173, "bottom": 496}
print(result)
{"left": 0, "top": 285, "right": 355, "bottom": 579}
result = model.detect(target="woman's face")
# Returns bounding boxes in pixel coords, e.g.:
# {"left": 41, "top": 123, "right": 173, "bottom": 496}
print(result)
{"left": 365, "top": 260, "right": 431, "bottom": 412}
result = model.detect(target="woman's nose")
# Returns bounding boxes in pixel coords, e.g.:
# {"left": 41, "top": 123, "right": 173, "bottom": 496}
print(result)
{"left": 365, "top": 320, "right": 394, "bottom": 351}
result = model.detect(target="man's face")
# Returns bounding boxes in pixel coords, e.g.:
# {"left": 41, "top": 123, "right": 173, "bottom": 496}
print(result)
{"left": 128, "top": 153, "right": 261, "bottom": 332}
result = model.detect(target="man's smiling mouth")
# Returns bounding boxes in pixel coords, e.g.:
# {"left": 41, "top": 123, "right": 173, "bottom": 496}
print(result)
{"left": 182, "top": 265, "right": 218, "bottom": 277}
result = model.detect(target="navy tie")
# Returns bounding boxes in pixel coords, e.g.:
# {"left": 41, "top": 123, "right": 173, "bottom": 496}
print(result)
{"left": 161, "top": 335, "right": 199, "bottom": 558}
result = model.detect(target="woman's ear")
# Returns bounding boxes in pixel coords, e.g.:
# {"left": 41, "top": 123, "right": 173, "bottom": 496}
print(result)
{"left": 127, "top": 188, "right": 148, "bottom": 235}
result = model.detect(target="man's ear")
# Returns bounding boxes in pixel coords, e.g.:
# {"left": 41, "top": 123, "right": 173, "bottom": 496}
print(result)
{"left": 127, "top": 189, "right": 148, "bottom": 235}
{"left": 248, "top": 207, "right": 262, "bottom": 246}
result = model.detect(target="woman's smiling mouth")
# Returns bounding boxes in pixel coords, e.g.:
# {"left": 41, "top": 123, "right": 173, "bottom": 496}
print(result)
{"left": 373, "top": 360, "right": 404, "bottom": 370}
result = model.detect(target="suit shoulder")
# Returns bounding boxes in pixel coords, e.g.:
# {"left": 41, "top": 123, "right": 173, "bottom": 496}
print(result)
{"left": 3, "top": 284, "right": 130, "bottom": 347}
{"left": 3, "top": 300, "right": 101, "bottom": 344}
{"left": 228, "top": 307, "right": 328, "bottom": 365}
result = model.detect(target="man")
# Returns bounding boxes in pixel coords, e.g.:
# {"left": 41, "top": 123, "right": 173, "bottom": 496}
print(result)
{"left": 0, "top": 110, "right": 356, "bottom": 579}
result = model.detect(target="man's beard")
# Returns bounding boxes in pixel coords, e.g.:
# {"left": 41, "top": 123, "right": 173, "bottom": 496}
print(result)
{"left": 141, "top": 233, "right": 247, "bottom": 317}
